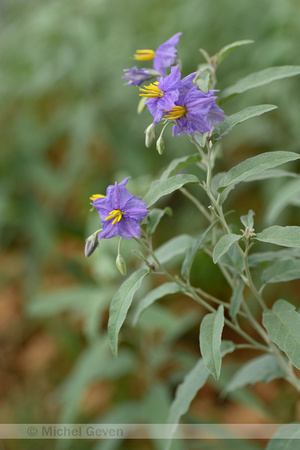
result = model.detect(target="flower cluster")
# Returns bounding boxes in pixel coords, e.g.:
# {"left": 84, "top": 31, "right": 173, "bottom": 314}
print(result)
{"left": 90, "top": 178, "right": 149, "bottom": 241}
{"left": 124, "top": 33, "right": 225, "bottom": 138}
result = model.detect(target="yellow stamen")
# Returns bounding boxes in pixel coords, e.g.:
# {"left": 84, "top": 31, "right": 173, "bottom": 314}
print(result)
{"left": 90, "top": 194, "right": 106, "bottom": 201}
{"left": 139, "top": 81, "right": 164, "bottom": 98}
{"left": 134, "top": 49, "right": 155, "bottom": 61}
{"left": 164, "top": 106, "right": 187, "bottom": 120}
{"left": 105, "top": 209, "right": 124, "bottom": 225}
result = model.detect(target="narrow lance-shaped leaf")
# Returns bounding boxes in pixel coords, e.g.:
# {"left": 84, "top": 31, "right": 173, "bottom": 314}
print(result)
{"left": 261, "top": 259, "right": 300, "bottom": 285}
{"left": 143, "top": 174, "right": 199, "bottom": 207}
{"left": 220, "top": 65, "right": 300, "bottom": 102}
{"left": 199, "top": 305, "right": 224, "bottom": 379}
{"left": 132, "top": 282, "right": 183, "bottom": 325}
{"left": 160, "top": 154, "right": 202, "bottom": 180}
{"left": 213, "top": 39, "right": 254, "bottom": 66}
{"left": 263, "top": 299, "right": 300, "bottom": 370}
{"left": 149, "top": 234, "right": 194, "bottom": 265}
{"left": 213, "top": 233, "right": 242, "bottom": 264}
{"left": 256, "top": 226, "right": 300, "bottom": 248}
{"left": 266, "top": 424, "right": 300, "bottom": 450}
{"left": 265, "top": 178, "right": 300, "bottom": 225}
{"left": 165, "top": 359, "right": 210, "bottom": 450}
{"left": 229, "top": 279, "right": 244, "bottom": 322}
{"left": 181, "top": 219, "right": 218, "bottom": 280}
{"left": 213, "top": 105, "right": 277, "bottom": 141}
{"left": 218, "top": 151, "right": 300, "bottom": 191}
{"left": 146, "top": 207, "right": 172, "bottom": 236}
{"left": 223, "top": 354, "right": 285, "bottom": 396}
{"left": 166, "top": 340, "right": 235, "bottom": 450}
{"left": 108, "top": 268, "right": 149, "bottom": 357}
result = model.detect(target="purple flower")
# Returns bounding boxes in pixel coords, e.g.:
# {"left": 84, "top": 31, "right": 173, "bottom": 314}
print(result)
{"left": 91, "top": 178, "right": 149, "bottom": 240}
{"left": 153, "top": 32, "right": 182, "bottom": 76}
{"left": 139, "top": 65, "right": 182, "bottom": 123}
{"left": 164, "top": 86, "right": 225, "bottom": 136}
{"left": 134, "top": 33, "right": 182, "bottom": 76}
{"left": 122, "top": 67, "right": 155, "bottom": 86}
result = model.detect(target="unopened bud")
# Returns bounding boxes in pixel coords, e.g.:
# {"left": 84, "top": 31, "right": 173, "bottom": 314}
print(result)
{"left": 144, "top": 123, "right": 156, "bottom": 148}
{"left": 137, "top": 97, "right": 147, "bottom": 114}
{"left": 116, "top": 254, "right": 127, "bottom": 276}
{"left": 84, "top": 231, "right": 100, "bottom": 257}
{"left": 156, "top": 135, "right": 165, "bottom": 155}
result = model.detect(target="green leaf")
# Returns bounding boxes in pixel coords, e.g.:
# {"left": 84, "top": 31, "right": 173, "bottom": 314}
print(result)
{"left": 265, "top": 178, "right": 300, "bottom": 224}
{"left": 132, "top": 282, "right": 183, "bottom": 325}
{"left": 160, "top": 154, "right": 202, "bottom": 180}
{"left": 166, "top": 359, "right": 210, "bottom": 448}
{"left": 218, "top": 152, "right": 300, "bottom": 191}
{"left": 248, "top": 248, "right": 300, "bottom": 267}
{"left": 261, "top": 259, "right": 300, "bottom": 284}
{"left": 219, "top": 245, "right": 244, "bottom": 274}
{"left": 263, "top": 299, "right": 300, "bottom": 369}
{"left": 181, "top": 220, "right": 218, "bottom": 279}
{"left": 213, "top": 234, "right": 242, "bottom": 264}
{"left": 256, "top": 226, "right": 300, "bottom": 248}
{"left": 220, "top": 65, "right": 300, "bottom": 102}
{"left": 223, "top": 355, "right": 285, "bottom": 395}
{"left": 243, "top": 168, "right": 299, "bottom": 183}
{"left": 213, "top": 105, "right": 277, "bottom": 141}
{"left": 150, "top": 234, "right": 194, "bottom": 265}
{"left": 266, "top": 424, "right": 300, "bottom": 450}
{"left": 108, "top": 268, "right": 149, "bottom": 357}
{"left": 146, "top": 207, "right": 172, "bottom": 235}
{"left": 57, "top": 338, "right": 135, "bottom": 422}
{"left": 214, "top": 40, "right": 254, "bottom": 66}
{"left": 229, "top": 279, "right": 244, "bottom": 321}
{"left": 199, "top": 305, "right": 224, "bottom": 379}
{"left": 240, "top": 209, "right": 255, "bottom": 230}
{"left": 143, "top": 174, "right": 199, "bottom": 207}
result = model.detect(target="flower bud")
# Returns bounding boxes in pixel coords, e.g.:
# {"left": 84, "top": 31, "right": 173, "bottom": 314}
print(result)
{"left": 156, "top": 135, "right": 165, "bottom": 155}
{"left": 144, "top": 123, "right": 156, "bottom": 148}
{"left": 116, "top": 254, "right": 127, "bottom": 276}
{"left": 84, "top": 232, "right": 99, "bottom": 257}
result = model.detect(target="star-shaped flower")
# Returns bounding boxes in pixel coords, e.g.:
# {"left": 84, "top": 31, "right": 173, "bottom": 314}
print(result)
{"left": 91, "top": 178, "right": 149, "bottom": 240}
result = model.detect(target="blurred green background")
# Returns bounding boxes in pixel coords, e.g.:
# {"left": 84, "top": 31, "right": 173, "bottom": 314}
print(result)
{"left": 1, "top": 0, "right": 300, "bottom": 449}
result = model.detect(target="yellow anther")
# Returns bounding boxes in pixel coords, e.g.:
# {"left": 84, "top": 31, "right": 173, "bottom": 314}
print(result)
{"left": 105, "top": 209, "right": 124, "bottom": 225}
{"left": 164, "top": 106, "right": 187, "bottom": 120}
{"left": 134, "top": 49, "right": 155, "bottom": 61}
{"left": 139, "top": 81, "right": 164, "bottom": 98}
{"left": 90, "top": 194, "right": 106, "bottom": 201}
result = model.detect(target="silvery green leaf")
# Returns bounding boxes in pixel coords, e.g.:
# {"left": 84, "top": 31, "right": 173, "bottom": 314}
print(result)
{"left": 213, "top": 105, "right": 277, "bottom": 141}
{"left": 256, "top": 226, "right": 300, "bottom": 248}
{"left": 132, "top": 282, "right": 183, "bottom": 325}
{"left": 220, "top": 65, "right": 300, "bottom": 102}
{"left": 143, "top": 174, "right": 199, "bottom": 207}
{"left": 108, "top": 268, "right": 149, "bottom": 357}
{"left": 266, "top": 424, "right": 300, "bottom": 450}
{"left": 166, "top": 359, "right": 210, "bottom": 450}
{"left": 213, "top": 233, "right": 242, "bottom": 263}
{"left": 229, "top": 279, "right": 244, "bottom": 321}
{"left": 265, "top": 178, "right": 300, "bottom": 224}
{"left": 240, "top": 210, "right": 255, "bottom": 230}
{"left": 181, "top": 220, "right": 218, "bottom": 280}
{"left": 150, "top": 234, "right": 194, "bottom": 265}
{"left": 261, "top": 259, "right": 300, "bottom": 284}
{"left": 146, "top": 207, "right": 172, "bottom": 235}
{"left": 218, "top": 244, "right": 244, "bottom": 274}
{"left": 199, "top": 305, "right": 224, "bottom": 379}
{"left": 218, "top": 151, "right": 300, "bottom": 191}
{"left": 263, "top": 299, "right": 300, "bottom": 369}
{"left": 160, "top": 154, "right": 202, "bottom": 180}
{"left": 213, "top": 40, "right": 254, "bottom": 66}
{"left": 223, "top": 354, "right": 285, "bottom": 395}
{"left": 248, "top": 248, "right": 300, "bottom": 267}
